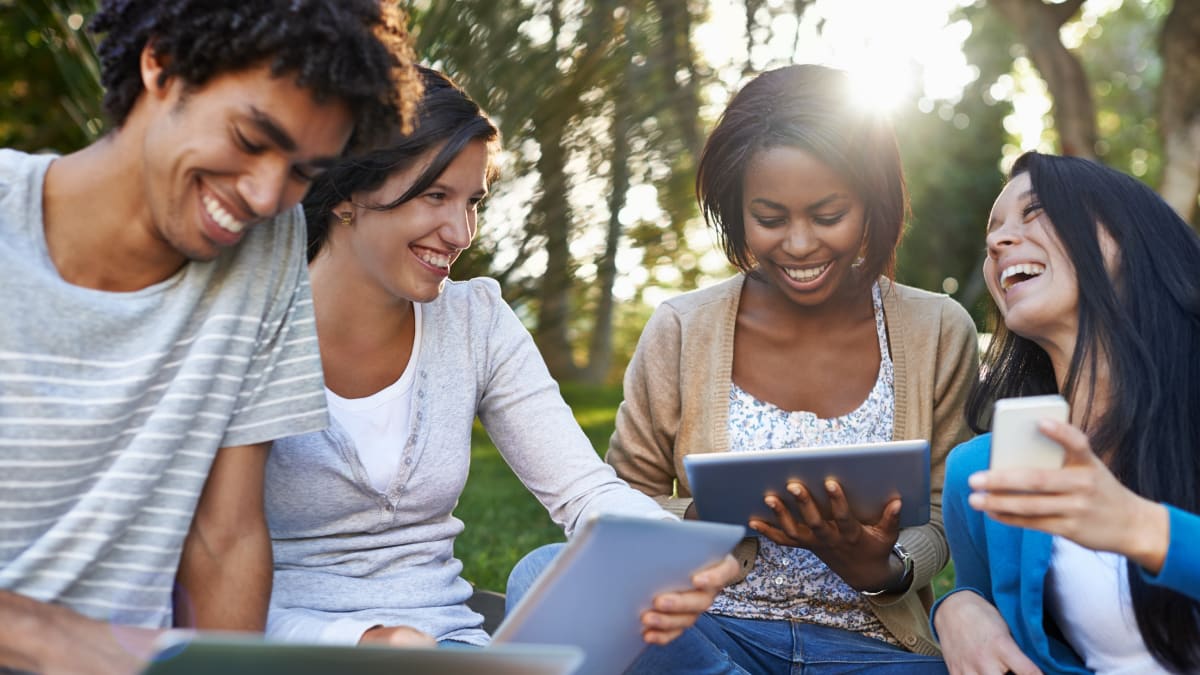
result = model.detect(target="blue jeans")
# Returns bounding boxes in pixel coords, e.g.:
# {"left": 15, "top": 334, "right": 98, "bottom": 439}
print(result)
{"left": 506, "top": 543, "right": 946, "bottom": 675}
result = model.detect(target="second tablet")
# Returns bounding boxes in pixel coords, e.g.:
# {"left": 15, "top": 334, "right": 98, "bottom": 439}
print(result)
{"left": 683, "top": 439, "right": 931, "bottom": 529}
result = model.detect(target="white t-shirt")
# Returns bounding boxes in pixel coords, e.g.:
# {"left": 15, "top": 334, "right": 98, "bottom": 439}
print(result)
{"left": 325, "top": 303, "right": 423, "bottom": 492}
{"left": 1046, "top": 535, "right": 1167, "bottom": 674}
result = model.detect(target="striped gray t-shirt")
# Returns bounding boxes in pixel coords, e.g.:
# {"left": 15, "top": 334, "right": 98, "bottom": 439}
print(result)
{"left": 0, "top": 149, "right": 328, "bottom": 627}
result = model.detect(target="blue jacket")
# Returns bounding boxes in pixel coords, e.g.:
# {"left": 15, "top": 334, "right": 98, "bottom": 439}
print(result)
{"left": 934, "top": 433, "right": 1200, "bottom": 673}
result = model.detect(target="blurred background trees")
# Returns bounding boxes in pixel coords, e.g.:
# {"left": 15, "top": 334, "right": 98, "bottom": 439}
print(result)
{"left": 4, "top": 0, "right": 1197, "bottom": 382}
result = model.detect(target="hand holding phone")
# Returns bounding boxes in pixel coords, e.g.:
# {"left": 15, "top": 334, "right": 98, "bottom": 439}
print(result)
{"left": 990, "top": 395, "right": 1070, "bottom": 470}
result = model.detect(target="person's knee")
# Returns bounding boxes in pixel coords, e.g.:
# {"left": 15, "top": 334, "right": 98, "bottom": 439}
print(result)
{"left": 505, "top": 542, "right": 567, "bottom": 613}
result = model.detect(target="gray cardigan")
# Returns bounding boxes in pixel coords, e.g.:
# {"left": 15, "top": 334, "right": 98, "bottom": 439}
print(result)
{"left": 264, "top": 278, "right": 667, "bottom": 645}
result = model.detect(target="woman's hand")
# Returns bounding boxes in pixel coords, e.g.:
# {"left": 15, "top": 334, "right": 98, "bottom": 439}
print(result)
{"left": 748, "top": 479, "right": 901, "bottom": 592}
{"left": 934, "top": 591, "right": 1042, "bottom": 675}
{"left": 359, "top": 624, "right": 437, "bottom": 647}
{"left": 968, "top": 419, "right": 1170, "bottom": 573}
{"left": 639, "top": 554, "right": 739, "bottom": 645}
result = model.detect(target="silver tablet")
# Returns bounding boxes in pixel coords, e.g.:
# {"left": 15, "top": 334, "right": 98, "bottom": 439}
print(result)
{"left": 683, "top": 439, "right": 931, "bottom": 529}
{"left": 140, "top": 633, "right": 582, "bottom": 675}
{"left": 491, "top": 514, "right": 744, "bottom": 675}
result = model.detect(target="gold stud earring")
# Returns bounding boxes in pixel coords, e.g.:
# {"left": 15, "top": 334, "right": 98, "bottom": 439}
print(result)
{"left": 337, "top": 212, "right": 353, "bottom": 227}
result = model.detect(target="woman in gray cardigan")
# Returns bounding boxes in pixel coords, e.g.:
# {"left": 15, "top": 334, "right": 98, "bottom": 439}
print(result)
{"left": 606, "top": 65, "right": 979, "bottom": 673}
{"left": 262, "top": 67, "right": 737, "bottom": 648}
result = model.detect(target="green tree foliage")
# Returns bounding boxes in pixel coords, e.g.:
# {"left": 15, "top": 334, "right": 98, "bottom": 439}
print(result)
{"left": 0, "top": 0, "right": 102, "bottom": 152}
{"left": 8, "top": 0, "right": 1197, "bottom": 372}
{"left": 405, "top": 0, "right": 719, "bottom": 381}
{"left": 897, "top": 3, "right": 1013, "bottom": 325}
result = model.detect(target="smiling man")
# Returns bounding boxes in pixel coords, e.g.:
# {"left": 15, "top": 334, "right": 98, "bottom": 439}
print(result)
{"left": 0, "top": 2, "right": 419, "bottom": 672}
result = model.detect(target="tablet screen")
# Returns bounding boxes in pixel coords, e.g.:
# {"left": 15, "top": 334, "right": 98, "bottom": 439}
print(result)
{"left": 683, "top": 439, "right": 931, "bottom": 529}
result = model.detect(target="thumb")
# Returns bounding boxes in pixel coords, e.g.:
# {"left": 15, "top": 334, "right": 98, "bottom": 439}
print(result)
{"left": 1038, "top": 419, "right": 1096, "bottom": 467}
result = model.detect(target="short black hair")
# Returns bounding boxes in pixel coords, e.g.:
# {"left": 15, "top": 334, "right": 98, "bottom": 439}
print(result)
{"left": 90, "top": 0, "right": 420, "bottom": 154}
{"left": 304, "top": 66, "right": 500, "bottom": 261}
{"left": 696, "top": 64, "right": 907, "bottom": 282}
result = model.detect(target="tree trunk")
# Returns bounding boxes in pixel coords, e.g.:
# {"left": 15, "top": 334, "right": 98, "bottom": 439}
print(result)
{"left": 991, "top": 0, "right": 1097, "bottom": 159}
{"left": 582, "top": 61, "right": 634, "bottom": 384}
{"left": 1158, "top": 0, "right": 1200, "bottom": 225}
{"left": 532, "top": 117, "right": 581, "bottom": 380}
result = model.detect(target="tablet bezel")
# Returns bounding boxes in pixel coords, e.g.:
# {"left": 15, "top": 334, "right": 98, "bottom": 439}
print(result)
{"left": 682, "top": 439, "right": 931, "bottom": 529}
{"left": 139, "top": 634, "right": 583, "bottom": 675}
{"left": 491, "top": 514, "right": 744, "bottom": 675}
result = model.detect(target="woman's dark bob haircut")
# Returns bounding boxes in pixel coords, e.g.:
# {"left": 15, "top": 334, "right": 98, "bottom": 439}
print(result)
{"left": 695, "top": 64, "right": 907, "bottom": 282}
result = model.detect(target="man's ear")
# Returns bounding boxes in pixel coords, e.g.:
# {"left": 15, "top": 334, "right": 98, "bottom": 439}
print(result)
{"left": 139, "top": 42, "right": 172, "bottom": 100}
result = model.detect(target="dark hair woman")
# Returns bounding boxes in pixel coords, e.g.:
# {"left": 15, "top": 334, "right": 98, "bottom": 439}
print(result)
{"left": 934, "top": 151, "right": 1200, "bottom": 674}
{"left": 603, "top": 63, "right": 979, "bottom": 673}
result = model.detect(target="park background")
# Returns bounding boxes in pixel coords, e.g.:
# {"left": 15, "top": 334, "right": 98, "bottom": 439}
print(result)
{"left": 2, "top": 0, "right": 1198, "bottom": 594}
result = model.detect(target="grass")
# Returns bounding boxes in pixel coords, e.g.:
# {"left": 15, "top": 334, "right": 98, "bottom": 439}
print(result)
{"left": 454, "top": 383, "right": 624, "bottom": 592}
{"left": 454, "top": 382, "right": 956, "bottom": 597}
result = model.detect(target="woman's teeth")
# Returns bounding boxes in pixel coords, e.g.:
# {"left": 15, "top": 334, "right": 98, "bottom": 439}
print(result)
{"left": 999, "top": 262, "right": 1046, "bottom": 289}
{"left": 417, "top": 250, "right": 450, "bottom": 269}
{"left": 783, "top": 262, "right": 830, "bottom": 282}
{"left": 202, "top": 194, "right": 246, "bottom": 234}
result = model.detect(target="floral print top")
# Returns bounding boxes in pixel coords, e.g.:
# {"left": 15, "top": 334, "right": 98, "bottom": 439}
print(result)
{"left": 708, "top": 282, "right": 900, "bottom": 646}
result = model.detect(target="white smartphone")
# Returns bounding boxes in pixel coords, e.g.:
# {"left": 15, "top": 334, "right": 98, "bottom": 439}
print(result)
{"left": 990, "top": 395, "right": 1070, "bottom": 470}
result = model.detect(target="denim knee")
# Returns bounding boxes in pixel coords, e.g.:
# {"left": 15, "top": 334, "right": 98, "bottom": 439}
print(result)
{"left": 505, "top": 542, "right": 567, "bottom": 614}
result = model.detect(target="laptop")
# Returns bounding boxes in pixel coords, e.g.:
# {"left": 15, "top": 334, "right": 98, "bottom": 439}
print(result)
{"left": 491, "top": 514, "right": 744, "bottom": 675}
{"left": 139, "top": 633, "right": 583, "bottom": 675}
{"left": 683, "top": 439, "right": 932, "bottom": 529}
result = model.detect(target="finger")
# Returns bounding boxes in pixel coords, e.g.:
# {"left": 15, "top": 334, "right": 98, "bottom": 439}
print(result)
{"left": 765, "top": 494, "right": 809, "bottom": 540}
{"left": 642, "top": 626, "right": 685, "bottom": 646}
{"left": 692, "top": 554, "right": 739, "bottom": 589}
{"left": 876, "top": 498, "right": 902, "bottom": 534}
{"left": 969, "top": 467, "right": 1090, "bottom": 495}
{"left": 652, "top": 588, "right": 716, "bottom": 616}
{"left": 1037, "top": 419, "right": 1096, "bottom": 468}
{"left": 982, "top": 511, "right": 1076, "bottom": 536}
{"left": 824, "top": 480, "right": 858, "bottom": 532}
{"left": 785, "top": 481, "right": 828, "bottom": 532}
{"left": 749, "top": 518, "right": 806, "bottom": 547}
{"left": 968, "top": 490, "right": 1081, "bottom": 518}
{"left": 997, "top": 644, "right": 1044, "bottom": 675}
{"left": 641, "top": 605, "right": 703, "bottom": 633}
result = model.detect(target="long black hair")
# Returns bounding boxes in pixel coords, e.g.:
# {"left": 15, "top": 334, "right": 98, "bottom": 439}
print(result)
{"left": 303, "top": 66, "right": 499, "bottom": 261}
{"left": 967, "top": 151, "right": 1200, "bottom": 672}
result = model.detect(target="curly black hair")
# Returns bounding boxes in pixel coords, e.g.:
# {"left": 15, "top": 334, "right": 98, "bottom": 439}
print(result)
{"left": 90, "top": 0, "right": 421, "bottom": 154}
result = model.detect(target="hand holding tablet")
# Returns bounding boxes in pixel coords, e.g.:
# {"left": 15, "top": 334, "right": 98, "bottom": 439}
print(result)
{"left": 682, "top": 440, "right": 932, "bottom": 530}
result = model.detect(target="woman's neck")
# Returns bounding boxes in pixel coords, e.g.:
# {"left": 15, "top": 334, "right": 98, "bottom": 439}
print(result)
{"left": 308, "top": 251, "right": 415, "bottom": 354}
{"left": 1046, "top": 337, "right": 1112, "bottom": 431}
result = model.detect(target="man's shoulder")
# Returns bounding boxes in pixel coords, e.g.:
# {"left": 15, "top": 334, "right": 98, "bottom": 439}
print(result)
{"left": 0, "top": 149, "right": 53, "bottom": 215}
{"left": 0, "top": 148, "right": 52, "bottom": 172}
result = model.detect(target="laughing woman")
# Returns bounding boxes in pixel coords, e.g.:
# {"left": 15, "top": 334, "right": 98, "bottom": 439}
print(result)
{"left": 262, "top": 67, "right": 736, "bottom": 648}
{"left": 933, "top": 153, "right": 1200, "bottom": 674}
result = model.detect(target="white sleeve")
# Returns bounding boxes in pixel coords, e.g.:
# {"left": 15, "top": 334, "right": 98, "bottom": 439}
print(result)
{"left": 473, "top": 285, "right": 673, "bottom": 536}
{"left": 267, "top": 608, "right": 381, "bottom": 645}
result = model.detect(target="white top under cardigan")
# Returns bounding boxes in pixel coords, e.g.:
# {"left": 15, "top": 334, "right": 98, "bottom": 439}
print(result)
{"left": 325, "top": 303, "right": 423, "bottom": 493}
{"left": 264, "top": 278, "right": 669, "bottom": 645}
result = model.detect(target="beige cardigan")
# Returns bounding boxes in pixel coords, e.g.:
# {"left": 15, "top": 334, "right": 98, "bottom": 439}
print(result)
{"left": 605, "top": 274, "right": 978, "bottom": 656}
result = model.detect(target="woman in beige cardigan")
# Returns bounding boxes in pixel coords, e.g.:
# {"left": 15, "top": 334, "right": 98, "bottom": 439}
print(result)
{"left": 606, "top": 65, "right": 978, "bottom": 674}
